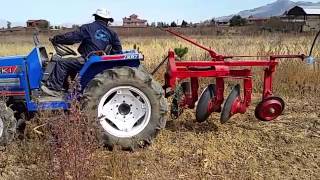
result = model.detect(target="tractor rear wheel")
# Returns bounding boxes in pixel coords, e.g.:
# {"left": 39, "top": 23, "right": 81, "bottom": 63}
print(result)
{"left": 0, "top": 101, "right": 17, "bottom": 146}
{"left": 83, "top": 67, "right": 167, "bottom": 150}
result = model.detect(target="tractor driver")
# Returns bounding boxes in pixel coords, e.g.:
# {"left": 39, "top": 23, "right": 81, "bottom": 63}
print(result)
{"left": 41, "top": 9, "right": 122, "bottom": 97}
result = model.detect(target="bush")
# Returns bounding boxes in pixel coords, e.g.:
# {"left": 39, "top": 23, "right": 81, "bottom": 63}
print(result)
{"left": 46, "top": 101, "right": 98, "bottom": 179}
{"left": 229, "top": 15, "right": 247, "bottom": 26}
{"left": 171, "top": 21, "right": 178, "bottom": 27}
{"left": 174, "top": 46, "right": 188, "bottom": 59}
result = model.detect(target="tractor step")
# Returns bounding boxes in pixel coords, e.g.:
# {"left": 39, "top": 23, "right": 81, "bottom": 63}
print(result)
{"left": 32, "top": 90, "right": 65, "bottom": 102}
{"left": 28, "top": 95, "right": 69, "bottom": 111}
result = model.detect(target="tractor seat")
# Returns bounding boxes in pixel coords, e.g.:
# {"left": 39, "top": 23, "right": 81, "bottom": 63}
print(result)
{"left": 85, "top": 45, "right": 113, "bottom": 59}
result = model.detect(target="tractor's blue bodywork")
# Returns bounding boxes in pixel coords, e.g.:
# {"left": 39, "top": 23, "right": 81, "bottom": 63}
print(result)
{"left": 0, "top": 45, "right": 142, "bottom": 112}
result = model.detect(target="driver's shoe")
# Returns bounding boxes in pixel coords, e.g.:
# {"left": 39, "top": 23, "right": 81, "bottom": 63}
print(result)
{"left": 41, "top": 85, "right": 63, "bottom": 97}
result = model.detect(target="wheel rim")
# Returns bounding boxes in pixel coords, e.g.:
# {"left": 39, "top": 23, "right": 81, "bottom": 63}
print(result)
{"left": 98, "top": 86, "right": 151, "bottom": 138}
{"left": 0, "top": 117, "right": 4, "bottom": 138}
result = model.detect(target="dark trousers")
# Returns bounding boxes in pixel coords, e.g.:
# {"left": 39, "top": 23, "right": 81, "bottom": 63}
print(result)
{"left": 47, "top": 57, "right": 84, "bottom": 91}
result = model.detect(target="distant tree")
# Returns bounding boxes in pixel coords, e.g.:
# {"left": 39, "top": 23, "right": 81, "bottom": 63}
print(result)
{"left": 151, "top": 22, "right": 156, "bottom": 27}
{"left": 210, "top": 18, "right": 216, "bottom": 25}
{"left": 6, "top": 21, "right": 11, "bottom": 29}
{"left": 170, "top": 21, "right": 177, "bottom": 27}
{"left": 181, "top": 20, "right": 188, "bottom": 28}
{"left": 157, "top": 22, "right": 163, "bottom": 27}
{"left": 72, "top": 24, "right": 80, "bottom": 29}
{"left": 229, "top": 15, "right": 247, "bottom": 26}
{"left": 157, "top": 22, "right": 169, "bottom": 28}
{"left": 43, "top": 22, "right": 50, "bottom": 29}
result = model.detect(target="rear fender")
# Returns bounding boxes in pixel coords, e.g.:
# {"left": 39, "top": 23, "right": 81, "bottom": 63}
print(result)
{"left": 26, "top": 47, "right": 48, "bottom": 89}
{"left": 79, "top": 54, "right": 141, "bottom": 91}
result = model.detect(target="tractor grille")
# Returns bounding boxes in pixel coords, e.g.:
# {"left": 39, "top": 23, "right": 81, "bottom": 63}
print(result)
{"left": 0, "top": 78, "right": 21, "bottom": 87}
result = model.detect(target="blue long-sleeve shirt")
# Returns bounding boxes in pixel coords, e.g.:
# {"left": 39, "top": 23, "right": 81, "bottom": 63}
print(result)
{"left": 53, "top": 20, "right": 122, "bottom": 57}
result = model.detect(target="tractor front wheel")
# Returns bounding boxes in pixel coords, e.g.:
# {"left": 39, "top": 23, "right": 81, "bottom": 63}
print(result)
{"left": 84, "top": 67, "right": 167, "bottom": 150}
{"left": 0, "top": 101, "right": 17, "bottom": 146}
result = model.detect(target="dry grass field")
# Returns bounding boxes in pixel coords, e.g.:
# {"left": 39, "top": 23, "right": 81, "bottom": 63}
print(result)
{"left": 0, "top": 32, "right": 319, "bottom": 179}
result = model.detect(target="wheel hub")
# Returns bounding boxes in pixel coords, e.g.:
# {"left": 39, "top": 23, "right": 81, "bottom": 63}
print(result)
{"left": 269, "top": 107, "right": 276, "bottom": 114}
{"left": 258, "top": 100, "right": 283, "bottom": 120}
{"left": 118, "top": 103, "right": 131, "bottom": 116}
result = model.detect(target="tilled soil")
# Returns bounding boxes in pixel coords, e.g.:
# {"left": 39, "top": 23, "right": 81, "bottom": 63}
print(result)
{"left": 0, "top": 97, "right": 319, "bottom": 180}
{"left": 92, "top": 97, "right": 320, "bottom": 179}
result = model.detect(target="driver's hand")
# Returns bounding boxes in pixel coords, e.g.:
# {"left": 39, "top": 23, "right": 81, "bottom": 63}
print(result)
{"left": 49, "top": 37, "right": 59, "bottom": 44}
{"left": 49, "top": 37, "right": 55, "bottom": 43}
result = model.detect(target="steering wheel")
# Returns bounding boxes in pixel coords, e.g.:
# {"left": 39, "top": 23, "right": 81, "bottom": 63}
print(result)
{"left": 50, "top": 38, "right": 77, "bottom": 57}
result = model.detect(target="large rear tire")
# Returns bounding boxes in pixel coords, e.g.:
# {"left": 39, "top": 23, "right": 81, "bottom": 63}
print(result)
{"left": 0, "top": 101, "right": 17, "bottom": 146}
{"left": 83, "top": 67, "right": 167, "bottom": 150}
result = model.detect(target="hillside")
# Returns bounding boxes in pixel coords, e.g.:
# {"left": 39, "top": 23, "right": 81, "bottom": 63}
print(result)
{"left": 0, "top": 19, "right": 7, "bottom": 28}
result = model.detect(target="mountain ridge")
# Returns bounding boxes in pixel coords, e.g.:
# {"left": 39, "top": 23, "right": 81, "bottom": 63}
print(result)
{"left": 217, "top": 0, "right": 320, "bottom": 21}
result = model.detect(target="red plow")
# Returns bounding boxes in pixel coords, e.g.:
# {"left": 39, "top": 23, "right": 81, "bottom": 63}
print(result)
{"left": 158, "top": 29, "right": 307, "bottom": 123}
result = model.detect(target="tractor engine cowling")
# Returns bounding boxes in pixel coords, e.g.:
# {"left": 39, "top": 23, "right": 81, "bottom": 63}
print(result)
{"left": 0, "top": 65, "right": 25, "bottom": 96}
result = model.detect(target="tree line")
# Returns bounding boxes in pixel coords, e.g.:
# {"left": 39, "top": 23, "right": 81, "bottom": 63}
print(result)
{"left": 154, "top": 15, "right": 248, "bottom": 28}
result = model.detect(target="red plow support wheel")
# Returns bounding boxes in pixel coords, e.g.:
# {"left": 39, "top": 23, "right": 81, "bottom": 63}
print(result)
{"left": 255, "top": 96, "right": 285, "bottom": 121}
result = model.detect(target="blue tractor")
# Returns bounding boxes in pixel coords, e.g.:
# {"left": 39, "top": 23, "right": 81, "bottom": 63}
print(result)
{"left": 0, "top": 34, "right": 167, "bottom": 149}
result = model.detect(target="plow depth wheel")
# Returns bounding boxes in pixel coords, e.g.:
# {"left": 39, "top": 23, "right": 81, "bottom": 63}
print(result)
{"left": 196, "top": 84, "right": 216, "bottom": 123}
{"left": 255, "top": 96, "right": 285, "bottom": 121}
{"left": 220, "top": 84, "right": 241, "bottom": 124}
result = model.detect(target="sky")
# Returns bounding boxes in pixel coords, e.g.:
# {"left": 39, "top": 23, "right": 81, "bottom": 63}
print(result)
{"left": 0, "top": 0, "right": 320, "bottom": 26}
